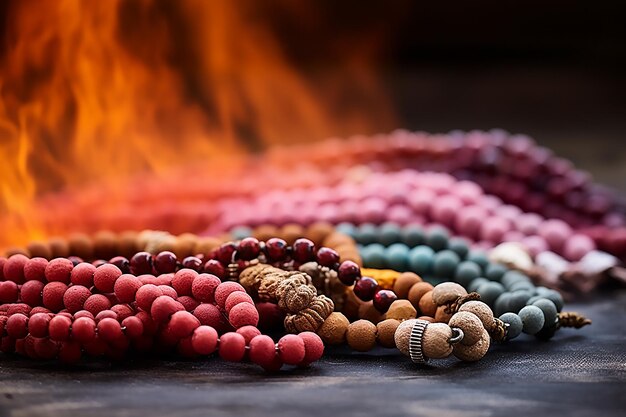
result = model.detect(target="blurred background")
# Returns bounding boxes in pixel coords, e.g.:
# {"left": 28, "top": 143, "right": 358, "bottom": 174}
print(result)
{"left": 0, "top": 0, "right": 625, "bottom": 245}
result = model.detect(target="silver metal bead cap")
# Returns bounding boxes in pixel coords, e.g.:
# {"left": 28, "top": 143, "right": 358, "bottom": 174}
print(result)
{"left": 409, "top": 319, "right": 430, "bottom": 364}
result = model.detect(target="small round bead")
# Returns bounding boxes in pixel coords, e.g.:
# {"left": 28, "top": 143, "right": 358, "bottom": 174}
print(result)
{"left": 500, "top": 270, "right": 529, "bottom": 289}
{"left": 225, "top": 291, "right": 254, "bottom": 313}
{"left": 337, "top": 261, "right": 361, "bottom": 286}
{"left": 154, "top": 251, "right": 178, "bottom": 274}
{"left": 169, "top": 311, "right": 200, "bottom": 339}
{"left": 214, "top": 282, "right": 245, "bottom": 308}
{"left": 28, "top": 313, "right": 50, "bottom": 338}
{"left": 458, "top": 300, "right": 496, "bottom": 332}
{"left": 432, "top": 282, "right": 467, "bottom": 306}
{"left": 3, "top": 254, "right": 28, "bottom": 283}
{"left": 121, "top": 316, "right": 144, "bottom": 338}
{"left": 425, "top": 226, "right": 449, "bottom": 251}
{"left": 0, "top": 281, "right": 19, "bottom": 303}
{"left": 508, "top": 290, "right": 533, "bottom": 313}
{"left": 109, "top": 256, "right": 130, "bottom": 274}
{"left": 418, "top": 291, "right": 437, "bottom": 317}
{"left": 376, "top": 319, "right": 400, "bottom": 348}
{"left": 236, "top": 237, "right": 261, "bottom": 261}
{"left": 317, "top": 312, "right": 349, "bottom": 345}
{"left": 468, "top": 277, "right": 489, "bottom": 293}
{"left": 218, "top": 332, "right": 246, "bottom": 362}
{"left": 181, "top": 256, "right": 203, "bottom": 272}
{"left": 130, "top": 252, "right": 153, "bottom": 275}
{"left": 393, "top": 272, "right": 422, "bottom": 299}
{"left": 432, "top": 250, "right": 460, "bottom": 278}
{"left": 298, "top": 331, "right": 324, "bottom": 365}
{"left": 249, "top": 335, "right": 279, "bottom": 368}
{"left": 34, "top": 338, "right": 59, "bottom": 360}
{"left": 386, "top": 300, "right": 417, "bottom": 321}
{"left": 83, "top": 294, "right": 111, "bottom": 316}
{"left": 394, "top": 319, "right": 418, "bottom": 356}
{"left": 6, "top": 314, "right": 28, "bottom": 338}
{"left": 449, "top": 312, "right": 484, "bottom": 345}
{"left": 264, "top": 238, "right": 288, "bottom": 262}
{"left": 373, "top": 289, "right": 398, "bottom": 313}
{"left": 384, "top": 243, "right": 409, "bottom": 271}
{"left": 24, "top": 257, "right": 48, "bottom": 282}
{"left": 72, "top": 317, "right": 96, "bottom": 343}
{"left": 135, "top": 284, "right": 163, "bottom": 312}
{"left": 70, "top": 263, "right": 96, "bottom": 287}
{"left": 49, "top": 315, "right": 72, "bottom": 341}
{"left": 228, "top": 302, "right": 259, "bottom": 328}
{"left": 353, "top": 277, "right": 379, "bottom": 301}
{"left": 193, "top": 304, "right": 224, "bottom": 329}
{"left": 422, "top": 322, "right": 453, "bottom": 359}
{"left": 172, "top": 269, "right": 198, "bottom": 297}
{"left": 452, "top": 328, "right": 490, "bottom": 361}
{"left": 63, "top": 285, "right": 92, "bottom": 313}
{"left": 191, "top": 273, "right": 221, "bottom": 303}
{"left": 454, "top": 261, "right": 482, "bottom": 287}
{"left": 542, "top": 289, "right": 565, "bottom": 312}
{"left": 278, "top": 334, "right": 306, "bottom": 365}
{"left": 485, "top": 263, "right": 508, "bottom": 281}
{"left": 316, "top": 247, "right": 340, "bottom": 267}
{"left": 499, "top": 312, "right": 523, "bottom": 339}
{"left": 114, "top": 274, "right": 142, "bottom": 304}
{"left": 74, "top": 310, "right": 95, "bottom": 320}
{"left": 203, "top": 259, "right": 225, "bottom": 279}
{"left": 236, "top": 325, "right": 261, "bottom": 344}
{"left": 93, "top": 264, "right": 122, "bottom": 293}
{"left": 292, "top": 238, "right": 316, "bottom": 263}
{"left": 45, "top": 258, "right": 74, "bottom": 284}
{"left": 379, "top": 223, "right": 402, "bottom": 246}
{"left": 476, "top": 282, "right": 505, "bottom": 307}
{"left": 407, "top": 282, "right": 434, "bottom": 309}
{"left": 151, "top": 296, "right": 184, "bottom": 323}
{"left": 518, "top": 305, "right": 545, "bottom": 335}
{"left": 346, "top": 319, "right": 377, "bottom": 352}
{"left": 407, "top": 245, "right": 434, "bottom": 276}
{"left": 361, "top": 244, "right": 385, "bottom": 268}
{"left": 42, "top": 282, "right": 68, "bottom": 311}
{"left": 448, "top": 238, "right": 470, "bottom": 259}
{"left": 191, "top": 325, "right": 219, "bottom": 355}
{"left": 97, "top": 318, "right": 124, "bottom": 342}
{"left": 531, "top": 298, "right": 558, "bottom": 329}
{"left": 401, "top": 225, "right": 425, "bottom": 246}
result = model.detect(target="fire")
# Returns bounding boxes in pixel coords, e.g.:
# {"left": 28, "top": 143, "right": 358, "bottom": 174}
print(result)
{"left": 0, "top": 0, "right": 395, "bottom": 248}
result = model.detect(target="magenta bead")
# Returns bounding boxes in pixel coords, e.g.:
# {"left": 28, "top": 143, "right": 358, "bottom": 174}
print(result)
{"left": 216, "top": 243, "right": 237, "bottom": 265}
{"left": 203, "top": 260, "right": 225, "bottom": 279}
{"left": 353, "top": 277, "right": 379, "bottom": 302}
{"left": 264, "top": 238, "right": 288, "bottom": 262}
{"left": 130, "top": 252, "right": 153, "bottom": 275}
{"left": 109, "top": 256, "right": 130, "bottom": 274}
{"left": 373, "top": 289, "right": 398, "bottom": 313}
{"left": 316, "top": 247, "right": 339, "bottom": 267}
{"left": 337, "top": 261, "right": 361, "bottom": 286}
{"left": 237, "top": 237, "right": 261, "bottom": 261}
{"left": 154, "top": 251, "right": 178, "bottom": 274}
{"left": 182, "top": 256, "right": 203, "bottom": 272}
{"left": 292, "top": 238, "right": 315, "bottom": 263}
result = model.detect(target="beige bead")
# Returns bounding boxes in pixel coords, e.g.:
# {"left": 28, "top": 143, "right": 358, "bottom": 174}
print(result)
{"left": 346, "top": 320, "right": 377, "bottom": 352}
{"left": 386, "top": 300, "right": 417, "bottom": 321}
{"left": 317, "top": 312, "right": 350, "bottom": 345}
{"left": 280, "top": 224, "right": 305, "bottom": 245}
{"left": 394, "top": 319, "right": 417, "bottom": 356}
{"left": 358, "top": 301, "right": 385, "bottom": 324}
{"left": 393, "top": 272, "right": 422, "bottom": 299}
{"left": 490, "top": 242, "right": 534, "bottom": 272}
{"left": 434, "top": 305, "right": 453, "bottom": 323}
{"left": 407, "top": 282, "right": 433, "bottom": 309}
{"left": 448, "top": 311, "right": 485, "bottom": 345}
{"left": 376, "top": 319, "right": 400, "bottom": 348}
{"left": 422, "top": 323, "right": 453, "bottom": 359}
{"left": 453, "top": 328, "right": 490, "bottom": 361}
{"left": 458, "top": 301, "right": 496, "bottom": 332}
{"left": 431, "top": 282, "right": 467, "bottom": 306}
{"left": 418, "top": 290, "right": 437, "bottom": 317}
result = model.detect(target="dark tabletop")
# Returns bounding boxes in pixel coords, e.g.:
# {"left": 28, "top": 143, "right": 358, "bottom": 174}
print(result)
{"left": 1, "top": 291, "right": 624, "bottom": 417}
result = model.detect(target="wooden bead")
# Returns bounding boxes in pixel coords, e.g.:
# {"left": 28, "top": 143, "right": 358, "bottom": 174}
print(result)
{"left": 173, "top": 234, "right": 198, "bottom": 259}
{"left": 280, "top": 224, "right": 305, "bottom": 245}
{"left": 422, "top": 323, "right": 453, "bottom": 359}
{"left": 453, "top": 328, "right": 490, "bottom": 361}
{"left": 418, "top": 290, "right": 437, "bottom": 317}
{"left": 458, "top": 300, "right": 496, "bottom": 332}
{"left": 253, "top": 225, "right": 278, "bottom": 242}
{"left": 434, "top": 305, "right": 453, "bottom": 323}
{"left": 386, "top": 300, "right": 417, "bottom": 321}
{"left": 448, "top": 311, "right": 485, "bottom": 345}
{"left": 393, "top": 272, "right": 422, "bottom": 299}
{"left": 394, "top": 319, "right": 417, "bottom": 356}
{"left": 306, "top": 222, "right": 334, "bottom": 246}
{"left": 26, "top": 242, "right": 52, "bottom": 260}
{"left": 68, "top": 233, "right": 94, "bottom": 260}
{"left": 48, "top": 238, "right": 70, "bottom": 258}
{"left": 357, "top": 301, "right": 385, "bottom": 324}
{"left": 376, "top": 319, "right": 400, "bottom": 348}
{"left": 431, "top": 282, "right": 467, "bottom": 306}
{"left": 346, "top": 320, "right": 377, "bottom": 352}
{"left": 194, "top": 237, "right": 221, "bottom": 257}
{"left": 93, "top": 230, "right": 119, "bottom": 259}
{"left": 407, "top": 282, "right": 433, "bottom": 309}
{"left": 317, "top": 312, "right": 349, "bottom": 345}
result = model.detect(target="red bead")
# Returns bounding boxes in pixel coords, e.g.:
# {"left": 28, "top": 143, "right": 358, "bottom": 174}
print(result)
{"left": 113, "top": 274, "right": 142, "bottom": 303}
{"left": 3, "top": 254, "right": 28, "bottom": 284}
{"left": 97, "top": 318, "right": 124, "bottom": 342}
{"left": 236, "top": 325, "right": 261, "bottom": 344}
{"left": 228, "top": 302, "right": 259, "bottom": 329}
{"left": 83, "top": 294, "right": 111, "bottom": 316}
{"left": 83, "top": 336, "right": 107, "bottom": 357}
{"left": 256, "top": 302, "right": 285, "bottom": 331}
{"left": 249, "top": 335, "right": 277, "bottom": 367}
{"left": 177, "top": 336, "right": 198, "bottom": 358}
{"left": 225, "top": 291, "right": 253, "bottom": 313}
{"left": 0, "top": 281, "right": 19, "bottom": 303}
{"left": 191, "top": 325, "right": 218, "bottom": 355}
{"left": 372, "top": 289, "right": 398, "bottom": 313}
{"left": 158, "top": 285, "right": 178, "bottom": 299}
{"left": 150, "top": 295, "right": 184, "bottom": 323}
{"left": 214, "top": 281, "right": 245, "bottom": 308}
{"left": 216, "top": 242, "right": 237, "bottom": 265}
{"left": 34, "top": 337, "right": 59, "bottom": 360}
{"left": 298, "top": 331, "right": 324, "bottom": 366}
{"left": 23, "top": 257, "right": 48, "bottom": 282}
{"left": 72, "top": 317, "right": 96, "bottom": 343}
{"left": 177, "top": 296, "right": 199, "bottom": 312}
{"left": 74, "top": 310, "right": 95, "bottom": 320}
{"left": 203, "top": 260, "right": 225, "bottom": 279}
{"left": 264, "top": 238, "right": 288, "bottom": 262}
{"left": 172, "top": 269, "right": 197, "bottom": 296}
{"left": 63, "top": 285, "right": 92, "bottom": 313}
{"left": 130, "top": 252, "right": 153, "bottom": 275}
{"left": 182, "top": 256, "right": 203, "bottom": 272}
{"left": 154, "top": 251, "right": 178, "bottom": 274}
{"left": 7, "top": 303, "right": 31, "bottom": 315}
{"left": 218, "top": 332, "right": 246, "bottom": 362}
{"left": 29, "top": 306, "right": 51, "bottom": 315}
{"left": 135, "top": 284, "right": 163, "bottom": 311}
{"left": 109, "top": 256, "right": 130, "bottom": 274}
{"left": 138, "top": 274, "right": 158, "bottom": 285}
{"left": 121, "top": 316, "right": 144, "bottom": 339}
{"left": 237, "top": 237, "right": 261, "bottom": 261}
{"left": 45, "top": 258, "right": 74, "bottom": 284}
{"left": 58, "top": 341, "right": 82, "bottom": 363}
{"left": 20, "top": 280, "right": 44, "bottom": 307}
{"left": 193, "top": 303, "right": 225, "bottom": 330}
{"left": 95, "top": 310, "right": 118, "bottom": 322}
{"left": 93, "top": 264, "right": 122, "bottom": 293}
{"left": 277, "top": 334, "right": 306, "bottom": 365}
{"left": 169, "top": 311, "right": 200, "bottom": 339}
{"left": 42, "top": 282, "right": 68, "bottom": 311}
{"left": 70, "top": 263, "right": 96, "bottom": 287}
{"left": 338, "top": 261, "right": 361, "bottom": 285}
{"left": 28, "top": 313, "right": 50, "bottom": 338}
{"left": 292, "top": 238, "right": 315, "bottom": 263}
{"left": 111, "top": 304, "right": 134, "bottom": 321}
{"left": 316, "top": 247, "right": 340, "bottom": 267}
{"left": 6, "top": 313, "right": 28, "bottom": 338}
{"left": 353, "top": 277, "right": 379, "bottom": 301}
{"left": 191, "top": 273, "right": 221, "bottom": 303}
{"left": 69, "top": 256, "right": 85, "bottom": 266}
{"left": 49, "top": 315, "right": 72, "bottom": 341}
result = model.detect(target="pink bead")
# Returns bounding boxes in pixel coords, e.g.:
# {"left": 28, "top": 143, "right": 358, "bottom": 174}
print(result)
{"left": 521, "top": 235, "right": 548, "bottom": 257}
{"left": 407, "top": 189, "right": 436, "bottom": 215}
{"left": 502, "top": 231, "right": 526, "bottom": 243}
{"left": 451, "top": 180, "right": 483, "bottom": 204}
{"left": 563, "top": 234, "right": 595, "bottom": 261}
{"left": 386, "top": 205, "right": 412, "bottom": 225}
{"left": 539, "top": 219, "right": 572, "bottom": 251}
{"left": 515, "top": 213, "right": 543, "bottom": 235}
{"left": 455, "top": 205, "right": 488, "bottom": 239}
{"left": 480, "top": 217, "right": 511, "bottom": 243}
{"left": 497, "top": 205, "right": 522, "bottom": 222}
{"left": 191, "top": 325, "right": 218, "bottom": 355}
{"left": 431, "top": 195, "right": 463, "bottom": 226}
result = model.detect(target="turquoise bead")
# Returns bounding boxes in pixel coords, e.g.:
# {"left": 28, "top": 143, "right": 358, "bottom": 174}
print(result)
{"left": 447, "top": 238, "right": 469, "bottom": 259}
{"left": 401, "top": 225, "right": 425, "bottom": 247}
{"left": 454, "top": 261, "right": 482, "bottom": 287}
{"left": 494, "top": 292, "right": 513, "bottom": 316}
{"left": 336, "top": 222, "right": 357, "bottom": 237}
{"left": 543, "top": 289, "right": 564, "bottom": 312}
{"left": 526, "top": 295, "right": 543, "bottom": 305}
{"left": 432, "top": 250, "right": 460, "bottom": 278}
{"left": 468, "top": 277, "right": 489, "bottom": 293}
{"left": 466, "top": 250, "right": 489, "bottom": 271}
{"left": 356, "top": 223, "right": 378, "bottom": 245}
{"left": 384, "top": 243, "right": 409, "bottom": 271}
{"left": 508, "top": 280, "right": 535, "bottom": 292}
{"left": 407, "top": 245, "right": 435, "bottom": 276}
{"left": 500, "top": 270, "right": 530, "bottom": 289}
{"left": 499, "top": 312, "right": 523, "bottom": 340}
{"left": 230, "top": 226, "right": 253, "bottom": 240}
{"left": 425, "top": 226, "right": 449, "bottom": 251}
{"left": 532, "top": 298, "right": 558, "bottom": 328}
{"left": 508, "top": 290, "right": 533, "bottom": 313}
{"left": 518, "top": 305, "right": 545, "bottom": 335}
{"left": 485, "top": 263, "right": 508, "bottom": 281}
{"left": 379, "top": 222, "right": 402, "bottom": 247}
{"left": 362, "top": 244, "right": 386, "bottom": 269}
{"left": 477, "top": 281, "right": 505, "bottom": 307}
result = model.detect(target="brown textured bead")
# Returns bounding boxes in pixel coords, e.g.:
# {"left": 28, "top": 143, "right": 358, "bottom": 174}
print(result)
{"left": 280, "top": 224, "right": 305, "bottom": 245}
{"left": 449, "top": 311, "right": 485, "bottom": 345}
{"left": 458, "top": 301, "right": 496, "bottom": 332}
{"left": 418, "top": 290, "right": 437, "bottom": 317}
{"left": 48, "top": 237, "right": 70, "bottom": 258}
{"left": 431, "top": 282, "right": 467, "bottom": 306}
{"left": 27, "top": 242, "right": 52, "bottom": 260}
{"left": 93, "top": 230, "right": 119, "bottom": 259}
{"left": 407, "top": 282, "right": 434, "bottom": 309}
{"left": 68, "top": 233, "right": 94, "bottom": 260}
{"left": 194, "top": 237, "right": 221, "bottom": 257}
{"left": 358, "top": 301, "right": 385, "bottom": 324}
{"left": 276, "top": 275, "right": 316, "bottom": 313}
{"left": 307, "top": 222, "right": 334, "bottom": 246}
{"left": 173, "top": 234, "right": 198, "bottom": 259}
{"left": 453, "top": 328, "right": 490, "bottom": 361}
{"left": 386, "top": 300, "right": 417, "bottom": 321}
{"left": 346, "top": 320, "right": 377, "bottom": 352}
{"left": 434, "top": 305, "right": 453, "bottom": 323}
{"left": 376, "top": 319, "right": 400, "bottom": 348}
{"left": 118, "top": 231, "right": 140, "bottom": 258}
{"left": 393, "top": 272, "right": 422, "bottom": 299}
{"left": 394, "top": 319, "right": 417, "bottom": 356}
{"left": 317, "top": 312, "right": 350, "bottom": 345}
{"left": 253, "top": 225, "right": 279, "bottom": 242}
{"left": 284, "top": 295, "right": 334, "bottom": 333}
{"left": 422, "top": 323, "right": 453, "bottom": 359}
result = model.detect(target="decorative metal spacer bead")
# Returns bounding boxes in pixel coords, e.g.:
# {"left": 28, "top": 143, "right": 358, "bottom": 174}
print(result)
{"left": 409, "top": 319, "right": 430, "bottom": 364}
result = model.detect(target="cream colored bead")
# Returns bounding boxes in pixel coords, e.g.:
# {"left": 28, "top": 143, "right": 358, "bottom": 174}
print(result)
{"left": 431, "top": 282, "right": 467, "bottom": 306}
{"left": 386, "top": 300, "right": 417, "bottom": 321}
{"left": 458, "top": 300, "right": 496, "bottom": 332}
{"left": 394, "top": 319, "right": 417, "bottom": 357}
{"left": 453, "top": 328, "right": 490, "bottom": 361}
{"left": 422, "top": 323, "right": 453, "bottom": 359}
{"left": 490, "top": 242, "right": 534, "bottom": 272}
{"left": 448, "top": 311, "right": 485, "bottom": 345}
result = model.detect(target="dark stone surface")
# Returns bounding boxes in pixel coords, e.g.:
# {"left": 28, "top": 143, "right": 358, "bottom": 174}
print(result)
{"left": 1, "top": 292, "right": 624, "bottom": 417}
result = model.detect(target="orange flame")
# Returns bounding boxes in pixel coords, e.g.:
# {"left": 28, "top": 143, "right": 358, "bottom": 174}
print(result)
{"left": 0, "top": 0, "right": 396, "bottom": 248}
